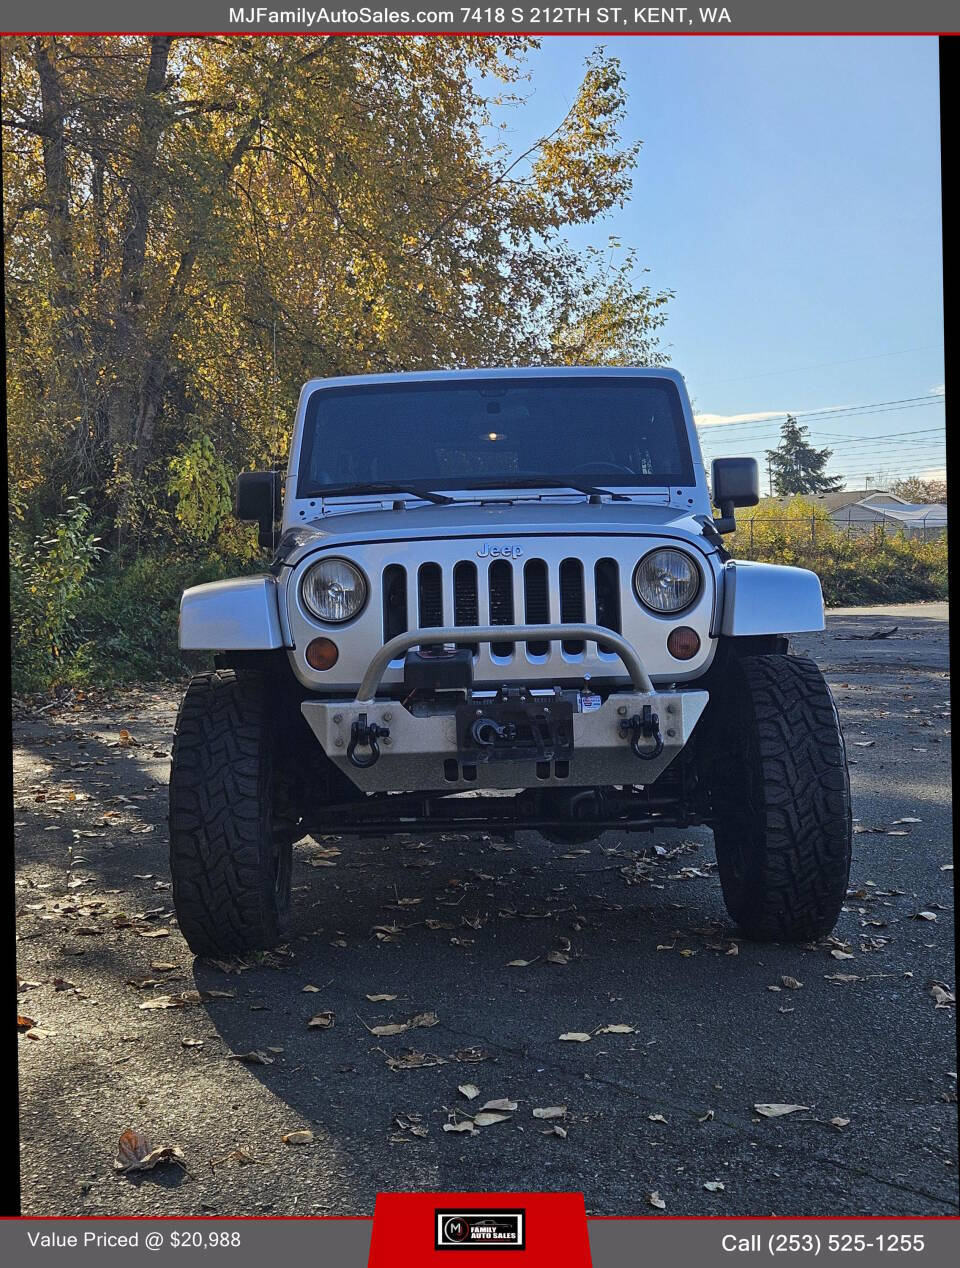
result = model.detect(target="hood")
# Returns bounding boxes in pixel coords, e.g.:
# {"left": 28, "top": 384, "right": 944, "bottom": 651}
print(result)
{"left": 272, "top": 500, "right": 719, "bottom": 569}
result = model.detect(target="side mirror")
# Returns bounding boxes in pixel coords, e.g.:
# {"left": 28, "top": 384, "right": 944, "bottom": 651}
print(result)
{"left": 236, "top": 471, "right": 283, "bottom": 549}
{"left": 711, "top": 457, "right": 759, "bottom": 534}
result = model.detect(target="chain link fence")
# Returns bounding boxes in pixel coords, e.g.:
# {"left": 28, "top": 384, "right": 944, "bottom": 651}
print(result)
{"left": 732, "top": 514, "right": 947, "bottom": 549}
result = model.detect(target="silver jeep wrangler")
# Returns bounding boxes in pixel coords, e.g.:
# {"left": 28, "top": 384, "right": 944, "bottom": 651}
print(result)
{"left": 169, "top": 368, "right": 851, "bottom": 956}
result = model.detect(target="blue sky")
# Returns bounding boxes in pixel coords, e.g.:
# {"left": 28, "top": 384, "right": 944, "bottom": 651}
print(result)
{"left": 505, "top": 36, "right": 945, "bottom": 491}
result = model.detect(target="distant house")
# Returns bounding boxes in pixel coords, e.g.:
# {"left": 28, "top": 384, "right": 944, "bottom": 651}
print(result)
{"left": 767, "top": 490, "right": 947, "bottom": 538}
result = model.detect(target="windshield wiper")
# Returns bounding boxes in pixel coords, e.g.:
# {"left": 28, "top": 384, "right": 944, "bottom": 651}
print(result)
{"left": 315, "top": 482, "right": 455, "bottom": 505}
{"left": 459, "top": 475, "right": 632, "bottom": 502}
{"left": 312, "top": 476, "right": 633, "bottom": 505}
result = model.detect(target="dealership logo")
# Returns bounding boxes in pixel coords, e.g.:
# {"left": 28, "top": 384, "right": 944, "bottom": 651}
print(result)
{"left": 476, "top": 543, "right": 523, "bottom": 558}
{"left": 435, "top": 1209, "right": 525, "bottom": 1251}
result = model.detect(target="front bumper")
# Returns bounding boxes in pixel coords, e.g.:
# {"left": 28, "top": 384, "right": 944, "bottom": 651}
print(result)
{"left": 300, "top": 624, "right": 709, "bottom": 793}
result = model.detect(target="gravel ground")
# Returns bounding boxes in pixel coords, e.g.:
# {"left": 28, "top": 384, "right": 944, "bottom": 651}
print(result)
{"left": 15, "top": 604, "right": 956, "bottom": 1216}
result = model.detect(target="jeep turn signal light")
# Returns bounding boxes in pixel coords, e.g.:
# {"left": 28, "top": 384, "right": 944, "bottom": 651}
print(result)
{"left": 667, "top": 626, "right": 700, "bottom": 660}
{"left": 305, "top": 637, "right": 339, "bottom": 670}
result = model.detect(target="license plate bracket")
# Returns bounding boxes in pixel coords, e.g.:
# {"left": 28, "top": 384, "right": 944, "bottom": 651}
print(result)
{"left": 455, "top": 697, "right": 574, "bottom": 763}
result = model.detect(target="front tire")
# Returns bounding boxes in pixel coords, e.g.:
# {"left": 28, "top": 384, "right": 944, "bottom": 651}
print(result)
{"left": 169, "top": 670, "right": 292, "bottom": 957}
{"left": 708, "top": 654, "right": 851, "bottom": 942}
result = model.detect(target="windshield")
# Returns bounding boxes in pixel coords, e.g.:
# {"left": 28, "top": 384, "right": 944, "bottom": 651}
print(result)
{"left": 296, "top": 375, "right": 694, "bottom": 498}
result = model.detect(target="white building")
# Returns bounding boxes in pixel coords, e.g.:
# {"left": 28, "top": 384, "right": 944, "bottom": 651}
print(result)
{"left": 826, "top": 491, "right": 947, "bottom": 537}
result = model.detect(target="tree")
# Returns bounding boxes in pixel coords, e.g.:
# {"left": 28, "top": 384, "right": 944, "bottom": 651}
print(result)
{"left": 765, "top": 415, "right": 843, "bottom": 496}
{"left": 890, "top": 476, "right": 947, "bottom": 504}
{"left": 3, "top": 36, "right": 671, "bottom": 551}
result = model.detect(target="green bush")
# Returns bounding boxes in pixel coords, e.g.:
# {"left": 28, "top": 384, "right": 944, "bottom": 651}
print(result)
{"left": 71, "top": 553, "right": 238, "bottom": 686}
{"left": 10, "top": 497, "right": 103, "bottom": 692}
{"left": 11, "top": 510, "right": 264, "bottom": 692}
{"left": 728, "top": 497, "right": 948, "bottom": 606}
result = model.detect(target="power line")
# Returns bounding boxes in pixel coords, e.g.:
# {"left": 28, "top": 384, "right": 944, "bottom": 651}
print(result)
{"left": 695, "top": 394, "right": 945, "bottom": 435}
{"left": 808, "top": 426, "right": 945, "bottom": 444}
{"left": 703, "top": 426, "right": 945, "bottom": 455}
{"left": 831, "top": 459, "right": 946, "bottom": 476}
{"left": 694, "top": 405, "right": 943, "bottom": 451}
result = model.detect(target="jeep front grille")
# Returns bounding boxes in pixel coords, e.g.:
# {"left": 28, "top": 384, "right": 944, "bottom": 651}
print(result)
{"left": 417, "top": 562, "right": 443, "bottom": 628}
{"left": 453, "top": 561, "right": 479, "bottom": 653}
{"left": 382, "top": 556, "right": 623, "bottom": 662}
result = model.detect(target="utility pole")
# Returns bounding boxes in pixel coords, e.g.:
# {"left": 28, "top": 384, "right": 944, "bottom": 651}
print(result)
{"left": 767, "top": 457, "right": 773, "bottom": 498}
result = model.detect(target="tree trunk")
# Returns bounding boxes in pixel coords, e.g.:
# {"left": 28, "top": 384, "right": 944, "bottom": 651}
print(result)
{"left": 105, "top": 36, "right": 173, "bottom": 461}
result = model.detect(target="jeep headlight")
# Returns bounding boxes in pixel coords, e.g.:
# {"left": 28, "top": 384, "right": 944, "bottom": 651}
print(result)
{"left": 301, "top": 557, "right": 368, "bottom": 623}
{"left": 633, "top": 548, "right": 701, "bottom": 614}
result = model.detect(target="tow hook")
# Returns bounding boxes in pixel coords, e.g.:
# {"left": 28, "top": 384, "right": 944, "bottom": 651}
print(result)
{"left": 347, "top": 713, "right": 391, "bottom": 768}
{"left": 619, "top": 705, "right": 664, "bottom": 761}
{"left": 470, "top": 717, "right": 519, "bottom": 748}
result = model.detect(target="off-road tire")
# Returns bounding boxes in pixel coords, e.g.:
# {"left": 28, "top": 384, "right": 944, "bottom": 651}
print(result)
{"left": 169, "top": 670, "right": 292, "bottom": 957}
{"left": 710, "top": 653, "right": 851, "bottom": 942}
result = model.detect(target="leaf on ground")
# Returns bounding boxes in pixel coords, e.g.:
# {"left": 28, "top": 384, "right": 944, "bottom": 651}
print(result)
{"left": 825, "top": 973, "right": 861, "bottom": 983}
{"left": 227, "top": 1050, "right": 274, "bottom": 1065}
{"left": 830, "top": 950, "right": 855, "bottom": 960}
{"left": 829, "top": 1116, "right": 851, "bottom": 1130}
{"left": 282, "top": 1130, "right": 314, "bottom": 1145}
{"left": 479, "top": 1098, "right": 517, "bottom": 1112}
{"left": 373, "top": 925, "right": 404, "bottom": 942}
{"left": 648, "top": 1113, "right": 668, "bottom": 1124}
{"left": 308, "top": 1011, "right": 335, "bottom": 1029}
{"left": 532, "top": 1106, "right": 567, "bottom": 1120}
{"left": 302, "top": 984, "right": 321, "bottom": 993}
{"left": 138, "top": 988, "right": 235, "bottom": 1011}
{"left": 754, "top": 1103, "right": 810, "bottom": 1118}
{"left": 368, "top": 1010, "right": 438, "bottom": 1037}
{"left": 914, "top": 911, "right": 937, "bottom": 922}
{"left": 384, "top": 1049, "right": 447, "bottom": 1070}
{"left": 443, "top": 1121, "right": 478, "bottom": 1136}
{"left": 458, "top": 1084, "right": 481, "bottom": 1100}
{"left": 781, "top": 976, "right": 803, "bottom": 990}
{"left": 506, "top": 958, "right": 538, "bottom": 967}
{"left": 366, "top": 993, "right": 398, "bottom": 1002}
{"left": 181, "top": 1038, "right": 204, "bottom": 1048}
{"left": 138, "top": 994, "right": 186, "bottom": 1010}
{"left": 208, "top": 958, "right": 249, "bottom": 974}
{"left": 598, "top": 1023, "right": 635, "bottom": 1034}
{"left": 703, "top": 1181, "right": 725, "bottom": 1192}
{"left": 697, "top": 1109, "right": 715, "bottom": 1123}
{"left": 931, "top": 985, "right": 955, "bottom": 1008}
{"left": 547, "top": 951, "right": 569, "bottom": 965}
{"left": 17, "top": 1015, "right": 36, "bottom": 1032}
{"left": 473, "top": 1110, "right": 512, "bottom": 1126}
{"left": 559, "top": 1032, "right": 591, "bottom": 1042}
{"left": 114, "top": 1129, "right": 186, "bottom": 1173}
{"left": 647, "top": 1191, "right": 666, "bottom": 1210}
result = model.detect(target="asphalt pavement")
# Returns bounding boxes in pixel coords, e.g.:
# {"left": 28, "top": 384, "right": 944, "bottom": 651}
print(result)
{"left": 15, "top": 603, "right": 957, "bottom": 1216}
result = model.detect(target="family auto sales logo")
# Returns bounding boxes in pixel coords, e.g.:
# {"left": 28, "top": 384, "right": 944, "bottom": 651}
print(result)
{"left": 435, "top": 1209, "right": 525, "bottom": 1250}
